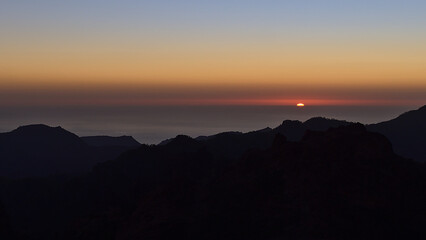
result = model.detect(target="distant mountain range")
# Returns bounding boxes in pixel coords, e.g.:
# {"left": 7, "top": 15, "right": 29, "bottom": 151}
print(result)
{"left": 0, "top": 106, "right": 425, "bottom": 179}
{"left": 0, "top": 125, "right": 140, "bottom": 178}
{"left": 161, "top": 105, "right": 426, "bottom": 162}
{"left": 0, "top": 106, "right": 425, "bottom": 239}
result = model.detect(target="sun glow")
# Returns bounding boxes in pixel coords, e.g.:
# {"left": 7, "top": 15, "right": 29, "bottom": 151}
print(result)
{"left": 297, "top": 103, "right": 305, "bottom": 107}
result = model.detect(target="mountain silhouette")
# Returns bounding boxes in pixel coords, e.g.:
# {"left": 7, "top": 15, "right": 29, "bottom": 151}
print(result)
{"left": 0, "top": 108, "right": 425, "bottom": 239}
{"left": 367, "top": 105, "right": 426, "bottom": 162}
{"left": 60, "top": 124, "right": 425, "bottom": 240}
{"left": 0, "top": 124, "right": 139, "bottom": 178}
{"left": 159, "top": 117, "right": 351, "bottom": 160}
{"left": 81, "top": 135, "right": 140, "bottom": 147}
{"left": 273, "top": 117, "right": 351, "bottom": 141}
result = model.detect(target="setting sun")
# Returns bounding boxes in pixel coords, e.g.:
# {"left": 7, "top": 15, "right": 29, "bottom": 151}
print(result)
{"left": 297, "top": 103, "right": 305, "bottom": 107}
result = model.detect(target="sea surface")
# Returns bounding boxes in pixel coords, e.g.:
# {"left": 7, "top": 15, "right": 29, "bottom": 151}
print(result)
{"left": 0, "top": 105, "right": 418, "bottom": 144}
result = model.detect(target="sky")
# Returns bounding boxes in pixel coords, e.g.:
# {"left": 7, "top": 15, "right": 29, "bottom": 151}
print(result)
{"left": 1, "top": 0, "right": 426, "bottom": 107}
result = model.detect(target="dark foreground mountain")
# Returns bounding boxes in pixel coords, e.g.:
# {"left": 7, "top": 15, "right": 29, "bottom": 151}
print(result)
{"left": 1, "top": 124, "right": 424, "bottom": 239}
{"left": 0, "top": 107, "right": 425, "bottom": 239}
{"left": 88, "top": 124, "right": 426, "bottom": 240}
{"left": 0, "top": 125, "right": 139, "bottom": 178}
{"left": 0, "top": 200, "right": 12, "bottom": 239}
{"left": 367, "top": 105, "right": 426, "bottom": 162}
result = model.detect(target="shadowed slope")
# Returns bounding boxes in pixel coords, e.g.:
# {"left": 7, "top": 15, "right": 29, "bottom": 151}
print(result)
{"left": 0, "top": 125, "right": 139, "bottom": 178}
{"left": 0, "top": 125, "right": 89, "bottom": 177}
{"left": 368, "top": 105, "right": 426, "bottom": 162}
{"left": 0, "top": 199, "right": 13, "bottom": 239}
{"left": 0, "top": 110, "right": 425, "bottom": 239}
{"left": 68, "top": 125, "right": 426, "bottom": 240}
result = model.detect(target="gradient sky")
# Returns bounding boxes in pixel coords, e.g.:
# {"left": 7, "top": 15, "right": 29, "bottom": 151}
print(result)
{"left": 1, "top": 0, "right": 426, "bottom": 106}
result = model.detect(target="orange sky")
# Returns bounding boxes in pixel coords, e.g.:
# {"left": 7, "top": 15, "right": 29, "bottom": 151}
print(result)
{"left": 1, "top": 1, "right": 425, "bottom": 107}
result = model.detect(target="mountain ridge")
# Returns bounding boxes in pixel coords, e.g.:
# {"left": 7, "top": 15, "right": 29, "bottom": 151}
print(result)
{"left": 0, "top": 124, "right": 141, "bottom": 178}
{"left": 367, "top": 105, "right": 426, "bottom": 162}
{"left": 0, "top": 109, "right": 425, "bottom": 239}
{"left": 90, "top": 124, "right": 426, "bottom": 240}
{"left": 0, "top": 105, "right": 424, "bottom": 179}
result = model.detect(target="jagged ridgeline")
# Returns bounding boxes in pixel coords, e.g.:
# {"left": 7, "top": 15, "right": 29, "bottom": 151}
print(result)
{"left": 0, "top": 106, "right": 425, "bottom": 239}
